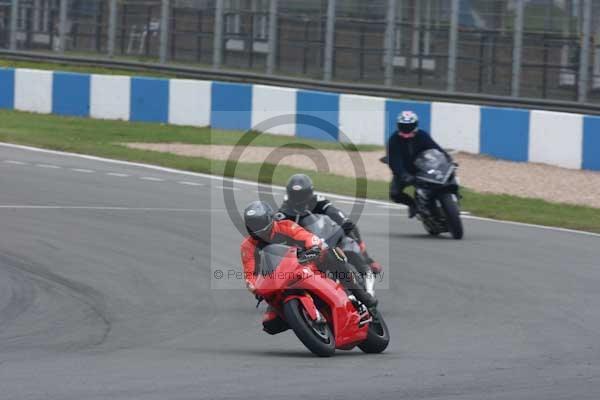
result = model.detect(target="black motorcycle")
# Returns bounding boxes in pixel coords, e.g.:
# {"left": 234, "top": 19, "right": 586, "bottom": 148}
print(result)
{"left": 412, "top": 149, "right": 463, "bottom": 239}
{"left": 380, "top": 149, "right": 464, "bottom": 239}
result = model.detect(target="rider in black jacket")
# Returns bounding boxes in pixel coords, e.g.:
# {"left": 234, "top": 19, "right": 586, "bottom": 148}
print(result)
{"left": 387, "top": 111, "right": 451, "bottom": 217}
{"left": 276, "top": 174, "right": 383, "bottom": 275}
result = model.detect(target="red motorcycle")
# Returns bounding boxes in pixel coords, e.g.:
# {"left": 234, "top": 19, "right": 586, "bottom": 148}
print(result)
{"left": 254, "top": 243, "right": 389, "bottom": 357}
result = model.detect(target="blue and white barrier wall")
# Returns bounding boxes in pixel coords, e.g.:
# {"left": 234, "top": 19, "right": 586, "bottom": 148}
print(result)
{"left": 0, "top": 67, "right": 598, "bottom": 171}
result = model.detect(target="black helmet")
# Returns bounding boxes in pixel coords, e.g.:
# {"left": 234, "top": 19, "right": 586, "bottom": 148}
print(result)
{"left": 286, "top": 174, "right": 315, "bottom": 213}
{"left": 397, "top": 110, "right": 419, "bottom": 136}
{"left": 244, "top": 201, "right": 274, "bottom": 241}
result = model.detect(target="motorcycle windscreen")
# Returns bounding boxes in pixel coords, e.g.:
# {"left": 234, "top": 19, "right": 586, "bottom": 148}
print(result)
{"left": 300, "top": 214, "right": 344, "bottom": 247}
{"left": 414, "top": 149, "right": 453, "bottom": 184}
{"left": 259, "top": 244, "right": 294, "bottom": 276}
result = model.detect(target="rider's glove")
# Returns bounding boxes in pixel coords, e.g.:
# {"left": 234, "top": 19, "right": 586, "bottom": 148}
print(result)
{"left": 298, "top": 245, "right": 321, "bottom": 264}
{"left": 245, "top": 280, "right": 256, "bottom": 293}
{"left": 341, "top": 219, "right": 356, "bottom": 235}
{"left": 401, "top": 173, "right": 416, "bottom": 185}
{"left": 308, "top": 245, "right": 322, "bottom": 255}
{"left": 317, "top": 238, "right": 329, "bottom": 251}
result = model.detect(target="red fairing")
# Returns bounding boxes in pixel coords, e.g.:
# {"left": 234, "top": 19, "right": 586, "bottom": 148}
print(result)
{"left": 285, "top": 294, "right": 319, "bottom": 321}
{"left": 253, "top": 247, "right": 305, "bottom": 297}
{"left": 253, "top": 249, "right": 368, "bottom": 349}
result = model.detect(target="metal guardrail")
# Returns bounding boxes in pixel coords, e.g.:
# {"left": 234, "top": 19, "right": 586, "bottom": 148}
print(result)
{"left": 2, "top": 50, "right": 600, "bottom": 116}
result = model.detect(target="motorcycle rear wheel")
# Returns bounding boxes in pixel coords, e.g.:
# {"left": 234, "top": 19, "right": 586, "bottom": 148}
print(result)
{"left": 439, "top": 193, "right": 464, "bottom": 240}
{"left": 283, "top": 298, "right": 335, "bottom": 357}
{"left": 358, "top": 309, "right": 390, "bottom": 354}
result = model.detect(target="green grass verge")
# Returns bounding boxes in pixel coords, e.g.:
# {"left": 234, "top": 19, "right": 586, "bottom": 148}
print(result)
{"left": 0, "top": 110, "right": 379, "bottom": 151}
{"left": 0, "top": 109, "right": 599, "bottom": 233}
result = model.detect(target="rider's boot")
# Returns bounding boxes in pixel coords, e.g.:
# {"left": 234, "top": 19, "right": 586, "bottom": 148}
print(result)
{"left": 359, "top": 241, "right": 383, "bottom": 275}
{"left": 324, "top": 251, "right": 378, "bottom": 309}
{"left": 353, "top": 288, "right": 378, "bottom": 309}
{"left": 407, "top": 203, "right": 417, "bottom": 219}
{"left": 346, "top": 273, "right": 378, "bottom": 309}
{"left": 262, "top": 306, "right": 289, "bottom": 335}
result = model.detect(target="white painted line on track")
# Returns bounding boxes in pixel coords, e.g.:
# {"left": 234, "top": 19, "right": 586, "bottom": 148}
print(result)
{"left": 377, "top": 204, "right": 404, "bottom": 209}
{"left": 107, "top": 172, "right": 129, "bottom": 177}
{"left": 461, "top": 215, "right": 600, "bottom": 237}
{"left": 2, "top": 142, "right": 598, "bottom": 238}
{"left": 178, "top": 181, "right": 205, "bottom": 186}
{"left": 216, "top": 185, "right": 241, "bottom": 191}
{"left": 35, "top": 164, "right": 61, "bottom": 169}
{"left": 3, "top": 160, "right": 27, "bottom": 165}
{"left": 257, "top": 186, "right": 285, "bottom": 193}
{"left": 140, "top": 177, "right": 164, "bottom": 182}
{"left": 336, "top": 200, "right": 363, "bottom": 205}
{"left": 257, "top": 190, "right": 282, "bottom": 195}
{"left": 71, "top": 168, "right": 95, "bottom": 173}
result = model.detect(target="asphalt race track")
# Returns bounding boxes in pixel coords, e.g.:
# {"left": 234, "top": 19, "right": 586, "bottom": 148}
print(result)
{"left": 1, "top": 144, "right": 599, "bottom": 400}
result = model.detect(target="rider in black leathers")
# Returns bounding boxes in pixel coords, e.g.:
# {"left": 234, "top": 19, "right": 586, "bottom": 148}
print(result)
{"left": 276, "top": 174, "right": 383, "bottom": 275}
{"left": 387, "top": 111, "right": 451, "bottom": 218}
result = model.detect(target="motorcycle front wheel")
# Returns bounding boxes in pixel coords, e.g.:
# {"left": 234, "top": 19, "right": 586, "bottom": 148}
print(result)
{"left": 283, "top": 298, "right": 335, "bottom": 357}
{"left": 439, "top": 193, "right": 464, "bottom": 239}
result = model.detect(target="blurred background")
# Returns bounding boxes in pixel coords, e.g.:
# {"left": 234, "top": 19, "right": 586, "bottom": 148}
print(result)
{"left": 0, "top": 0, "right": 598, "bottom": 103}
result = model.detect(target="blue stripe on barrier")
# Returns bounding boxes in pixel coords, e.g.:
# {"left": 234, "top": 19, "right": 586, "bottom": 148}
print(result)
{"left": 0, "top": 68, "right": 15, "bottom": 109}
{"left": 385, "top": 100, "right": 431, "bottom": 140}
{"left": 210, "top": 82, "right": 252, "bottom": 130}
{"left": 583, "top": 115, "right": 600, "bottom": 171}
{"left": 130, "top": 77, "right": 169, "bottom": 123}
{"left": 480, "top": 107, "right": 529, "bottom": 162}
{"left": 52, "top": 72, "right": 90, "bottom": 117}
{"left": 296, "top": 90, "right": 339, "bottom": 141}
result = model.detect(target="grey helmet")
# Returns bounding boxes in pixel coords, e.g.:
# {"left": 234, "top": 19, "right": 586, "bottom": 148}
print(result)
{"left": 286, "top": 174, "right": 316, "bottom": 213}
{"left": 244, "top": 201, "right": 274, "bottom": 241}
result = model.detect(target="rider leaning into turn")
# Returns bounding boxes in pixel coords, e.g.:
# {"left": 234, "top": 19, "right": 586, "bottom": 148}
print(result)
{"left": 240, "top": 200, "right": 377, "bottom": 334}
{"left": 276, "top": 174, "right": 383, "bottom": 275}
{"left": 387, "top": 111, "right": 452, "bottom": 218}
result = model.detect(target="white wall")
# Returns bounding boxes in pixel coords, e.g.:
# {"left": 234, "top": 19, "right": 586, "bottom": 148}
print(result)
{"left": 338, "top": 94, "right": 386, "bottom": 146}
{"left": 431, "top": 102, "right": 481, "bottom": 153}
{"left": 168, "top": 79, "right": 211, "bottom": 127}
{"left": 14, "top": 69, "right": 52, "bottom": 113}
{"left": 251, "top": 85, "right": 297, "bottom": 136}
{"left": 529, "top": 110, "right": 583, "bottom": 169}
{"left": 6, "top": 66, "right": 594, "bottom": 171}
{"left": 90, "top": 74, "right": 131, "bottom": 120}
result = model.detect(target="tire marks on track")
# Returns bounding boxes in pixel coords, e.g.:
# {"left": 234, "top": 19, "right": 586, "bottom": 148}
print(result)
{"left": 0, "top": 251, "right": 112, "bottom": 349}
